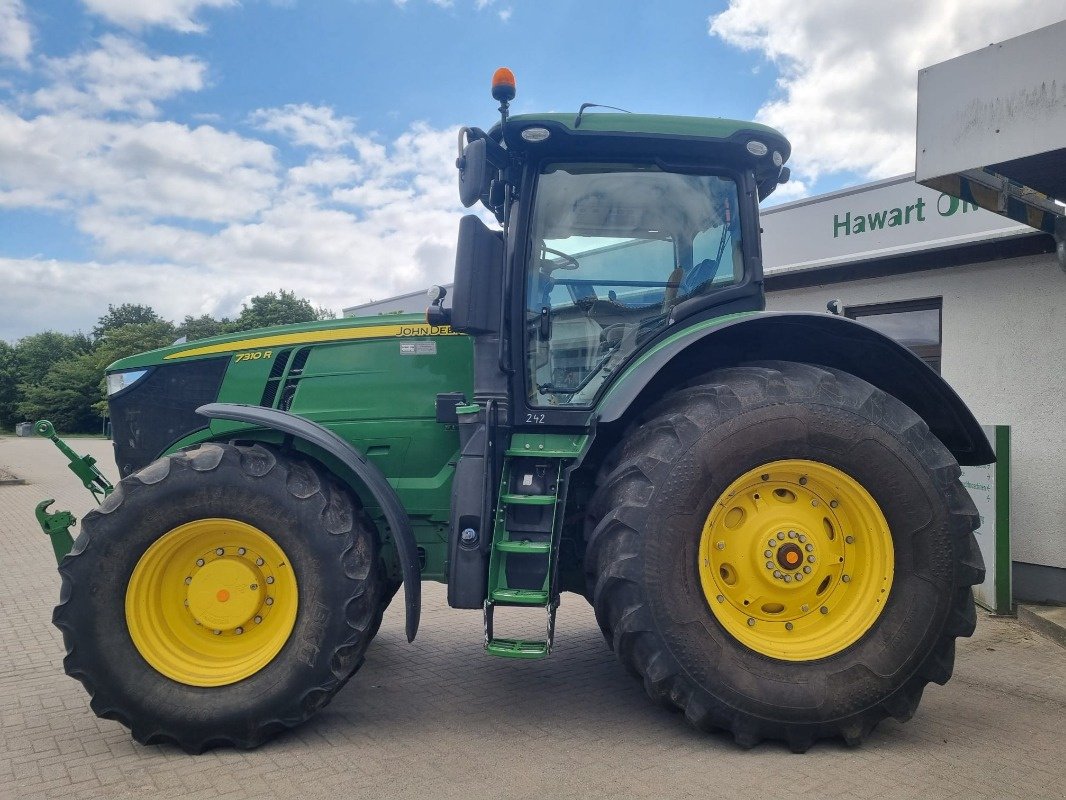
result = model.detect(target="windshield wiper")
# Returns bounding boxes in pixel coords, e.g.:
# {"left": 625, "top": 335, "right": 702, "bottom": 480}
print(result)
{"left": 537, "top": 341, "right": 620, "bottom": 395}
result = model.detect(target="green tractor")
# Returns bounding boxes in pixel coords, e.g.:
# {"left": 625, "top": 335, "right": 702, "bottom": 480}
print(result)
{"left": 38, "top": 70, "right": 989, "bottom": 753}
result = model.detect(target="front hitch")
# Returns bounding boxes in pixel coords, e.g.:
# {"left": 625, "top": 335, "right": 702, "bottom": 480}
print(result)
{"left": 33, "top": 420, "right": 115, "bottom": 565}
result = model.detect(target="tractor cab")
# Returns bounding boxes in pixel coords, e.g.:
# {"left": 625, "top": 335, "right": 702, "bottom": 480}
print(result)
{"left": 436, "top": 70, "right": 791, "bottom": 425}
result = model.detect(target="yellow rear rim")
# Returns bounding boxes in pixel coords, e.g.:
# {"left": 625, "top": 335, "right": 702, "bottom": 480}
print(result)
{"left": 698, "top": 460, "right": 893, "bottom": 661}
{"left": 125, "top": 519, "right": 298, "bottom": 687}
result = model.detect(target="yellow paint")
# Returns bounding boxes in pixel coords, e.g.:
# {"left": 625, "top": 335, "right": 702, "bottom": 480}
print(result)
{"left": 125, "top": 519, "right": 298, "bottom": 687}
{"left": 164, "top": 323, "right": 460, "bottom": 360}
{"left": 698, "top": 459, "right": 894, "bottom": 661}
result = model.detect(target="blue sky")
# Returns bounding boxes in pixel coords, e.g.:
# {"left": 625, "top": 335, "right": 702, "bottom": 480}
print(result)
{"left": 0, "top": 0, "right": 1061, "bottom": 340}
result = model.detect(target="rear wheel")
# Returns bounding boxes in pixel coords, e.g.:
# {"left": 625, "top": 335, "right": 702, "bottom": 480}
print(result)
{"left": 585, "top": 361, "right": 983, "bottom": 751}
{"left": 54, "top": 442, "right": 384, "bottom": 752}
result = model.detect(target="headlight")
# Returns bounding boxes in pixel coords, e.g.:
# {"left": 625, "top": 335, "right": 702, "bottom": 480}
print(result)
{"left": 106, "top": 369, "right": 149, "bottom": 396}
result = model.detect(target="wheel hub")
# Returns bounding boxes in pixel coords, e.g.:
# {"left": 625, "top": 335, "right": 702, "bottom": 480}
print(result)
{"left": 186, "top": 556, "right": 263, "bottom": 632}
{"left": 698, "top": 459, "right": 893, "bottom": 661}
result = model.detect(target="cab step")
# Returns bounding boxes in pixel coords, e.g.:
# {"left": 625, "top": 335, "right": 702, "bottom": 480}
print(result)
{"left": 490, "top": 588, "right": 550, "bottom": 605}
{"left": 485, "top": 638, "right": 549, "bottom": 659}
{"left": 494, "top": 539, "right": 551, "bottom": 554}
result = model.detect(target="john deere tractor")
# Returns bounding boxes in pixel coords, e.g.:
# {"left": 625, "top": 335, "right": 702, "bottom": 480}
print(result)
{"left": 37, "top": 70, "right": 989, "bottom": 753}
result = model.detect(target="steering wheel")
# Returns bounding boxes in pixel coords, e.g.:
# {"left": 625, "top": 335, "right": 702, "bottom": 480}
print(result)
{"left": 542, "top": 246, "right": 580, "bottom": 271}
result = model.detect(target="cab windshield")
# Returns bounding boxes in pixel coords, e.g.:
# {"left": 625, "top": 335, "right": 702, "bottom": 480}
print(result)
{"left": 525, "top": 162, "right": 744, "bottom": 406}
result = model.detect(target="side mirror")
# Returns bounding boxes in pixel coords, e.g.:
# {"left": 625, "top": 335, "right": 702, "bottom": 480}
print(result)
{"left": 451, "top": 215, "right": 503, "bottom": 334}
{"left": 778, "top": 166, "right": 791, "bottom": 185}
{"left": 457, "top": 137, "right": 488, "bottom": 208}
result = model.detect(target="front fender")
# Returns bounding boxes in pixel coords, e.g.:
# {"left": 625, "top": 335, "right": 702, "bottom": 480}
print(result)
{"left": 196, "top": 403, "right": 421, "bottom": 642}
{"left": 596, "top": 312, "right": 994, "bottom": 466}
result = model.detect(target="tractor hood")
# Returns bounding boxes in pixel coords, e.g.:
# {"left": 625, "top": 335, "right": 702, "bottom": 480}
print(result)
{"left": 106, "top": 313, "right": 440, "bottom": 372}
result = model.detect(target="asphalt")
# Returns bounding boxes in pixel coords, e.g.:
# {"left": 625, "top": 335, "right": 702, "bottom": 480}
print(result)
{"left": 1, "top": 436, "right": 1064, "bottom": 800}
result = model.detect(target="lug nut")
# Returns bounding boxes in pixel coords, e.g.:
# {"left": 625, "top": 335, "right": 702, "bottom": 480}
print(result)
{"left": 265, "top": 597, "right": 274, "bottom": 606}
{"left": 820, "top": 606, "right": 828, "bottom": 615}
{"left": 803, "top": 565, "right": 812, "bottom": 574}
{"left": 764, "top": 550, "right": 773, "bottom": 558}
{"left": 777, "top": 532, "right": 785, "bottom": 541}
{"left": 773, "top": 570, "right": 783, "bottom": 579}
{"left": 805, "top": 543, "right": 814, "bottom": 552}
{"left": 256, "top": 557, "right": 264, "bottom": 566}
{"left": 768, "top": 539, "right": 777, "bottom": 548}
{"left": 185, "top": 576, "right": 192, "bottom": 585}
{"left": 237, "top": 547, "right": 246, "bottom": 556}
{"left": 794, "top": 573, "right": 803, "bottom": 581}
{"left": 235, "top": 627, "right": 244, "bottom": 635}
{"left": 183, "top": 599, "right": 189, "bottom": 607}
{"left": 783, "top": 575, "right": 792, "bottom": 583}
{"left": 215, "top": 548, "right": 224, "bottom": 556}
{"left": 798, "top": 534, "right": 807, "bottom": 543}
{"left": 785, "top": 622, "right": 794, "bottom": 631}
{"left": 766, "top": 561, "right": 775, "bottom": 570}
{"left": 801, "top": 604, "right": 810, "bottom": 613}
{"left": 196, "top": 558, "right": 205, "bottom": 567}
{"left": 254, "top": 615, "right": 263, "bottom": 623}
{"left": 842, "top": 575, "right": 851, "bottom": 583}
{"left": 265, "top": 576, "right": 274, "bottom": 585}
{"left": 716, "top": 595, "right": 725, "bottom": 603}
{"left": 799, "top": 476, "right": 808, "bottom": 485}
{"left": 808, "top": 555, "right": 816, "bottom": 563}
{"left": 788, "top": 530, "right": 797, "bottom": 539}
{"left": 747, "top": 618, "right": 755, "bottom": 627}
{"left": 213, "top": 629, "right": 221, "bottom": 635}
{"left": 830, "top": 500, "right": 839, "bottom": 508}
{"left": 715, "top": 541, "right": 725, "bottom": 550}
{"left": 845, "top": 535, "right": 855, "bottom": 544}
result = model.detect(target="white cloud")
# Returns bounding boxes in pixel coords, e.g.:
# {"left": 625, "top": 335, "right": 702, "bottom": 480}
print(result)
{"left": 251, "top": 104, "right": 360, "bottom": 151}
{"left": 80, "top": 0, "right": 236, "bottom": 33}
{"left": 31, "top": 35, "right": 206, "bottom": 117}
{"left": 0, "top": 99, "right": 469, "bottom": 339}
{"left": 0, "top": 0, "right": 32, "bottom": 68}
{"left": 711, "top": 2, "right": 1066, "bottom": 186}
{"left": 498, "top": 7, "right": 512, "bottom": 22}
{"left": 0, "top": 109, "right": 278, "bottom": 220}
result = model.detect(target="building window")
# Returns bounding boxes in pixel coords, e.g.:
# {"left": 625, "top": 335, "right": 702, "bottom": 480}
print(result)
{"left": 845, "top": 297, "right": 942, "bottom": 373}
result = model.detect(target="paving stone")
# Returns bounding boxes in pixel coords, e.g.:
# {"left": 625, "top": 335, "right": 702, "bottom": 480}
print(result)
{"left": 1, "top": 435, "right": 1064, "bottom": 800}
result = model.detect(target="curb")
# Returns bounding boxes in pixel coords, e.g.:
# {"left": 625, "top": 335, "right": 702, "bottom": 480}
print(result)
{"left": 1017, "top": 605, "right": 1066, "bottom": 649}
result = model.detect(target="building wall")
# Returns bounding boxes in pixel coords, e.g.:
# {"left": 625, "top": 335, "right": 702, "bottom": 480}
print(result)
{"left": 766, "top": 253, "right": 1066, "bottom": 576}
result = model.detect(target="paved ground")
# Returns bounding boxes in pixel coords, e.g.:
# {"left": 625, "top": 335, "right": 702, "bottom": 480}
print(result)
{"left": 1, "top": 436, "right": 1064, "bottom": 800}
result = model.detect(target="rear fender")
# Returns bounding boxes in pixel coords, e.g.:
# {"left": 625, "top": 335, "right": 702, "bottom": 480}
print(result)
{"left": 596, "top": 312, "right": 994, "bottom": 466}
{"left": 196, "top": 403, "right": 421, "bottom": 642}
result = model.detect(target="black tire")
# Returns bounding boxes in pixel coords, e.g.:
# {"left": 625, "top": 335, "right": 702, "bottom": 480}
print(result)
{"left": 585, "top": 361, "right": 983, "bottom": 751}
{"left": 53, "top": 442, "right": 384, "bottom": 752}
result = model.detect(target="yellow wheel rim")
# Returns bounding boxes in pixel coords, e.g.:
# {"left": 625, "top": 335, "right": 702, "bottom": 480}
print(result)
{"left": 698, "top": 460, "right": 893, "bottom": 661}
{"left": 125, "top": 519, "right": 298, "bottom": 687}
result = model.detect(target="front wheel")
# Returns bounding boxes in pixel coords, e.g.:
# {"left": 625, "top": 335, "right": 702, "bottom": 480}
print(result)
{"left": 53, "top": 442, "right": 384, "bottom": 752}
{"left": 585, "top": 361, "right": 983, "bottom": 751}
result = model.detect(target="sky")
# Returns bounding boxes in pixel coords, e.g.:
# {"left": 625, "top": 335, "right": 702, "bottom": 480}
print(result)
{"left": 1, "top": 0, "right": 1063, "bottom": 341}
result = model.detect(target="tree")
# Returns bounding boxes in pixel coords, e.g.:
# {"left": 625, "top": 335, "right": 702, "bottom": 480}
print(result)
{"left": 15, "top": 331, "right": 91, "bottom": 387}
{"left": 229, "top": 290, "right": 335, "bottom": 332}
{"left": 17, "top": 352, "right": 103, "bottom": 433}
{"left": 94, "top": 321, "right": 179, "bottom": 369}
{"left": 93, "top": 303, "right": 164, "bottom": 341}
{"left": 177, "top": 314, "right": 229, "bottom": 342}
{"left": 0, "top": 341, "right": 19, "bottom": 429}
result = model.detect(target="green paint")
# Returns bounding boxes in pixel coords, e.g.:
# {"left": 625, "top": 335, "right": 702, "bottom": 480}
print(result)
{"left": 597, "top": 311, "right": 756, "bottom": 411}
{"left": 35, "top": 500, "right": 76, "bottom": 564}
{"left": 506, "top": 432, "right": 589, "bottom": 458}
{"left": 507, "top": 113, "right": 787, "bottom": 148}
{"left": 994, "top": 425, "right": 1012, "bottom": 614}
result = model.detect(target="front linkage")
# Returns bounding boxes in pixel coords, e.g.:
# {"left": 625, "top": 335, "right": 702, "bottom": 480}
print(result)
{"left": 33, "top": 420, "right": 114, "bottom": 564}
